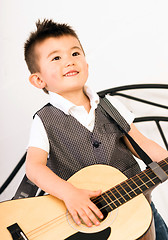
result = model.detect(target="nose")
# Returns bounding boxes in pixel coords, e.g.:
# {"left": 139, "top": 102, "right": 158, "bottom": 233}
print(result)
{"left": 65, "top": 56, "right": 75, "bottom": 67}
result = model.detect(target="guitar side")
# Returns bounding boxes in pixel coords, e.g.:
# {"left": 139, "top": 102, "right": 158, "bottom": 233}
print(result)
{"left": 0, "top": 165, "right": 153, "bottom": 240}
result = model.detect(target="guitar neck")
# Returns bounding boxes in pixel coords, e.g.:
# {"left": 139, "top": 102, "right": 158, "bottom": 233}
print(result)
{"left": 92, "top": 158, "right": 168, "bottom": 213}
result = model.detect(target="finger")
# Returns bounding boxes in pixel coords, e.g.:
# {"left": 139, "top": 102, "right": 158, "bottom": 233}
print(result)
{"left": 84, "top": 207, "right": 101, "bottom": 226}
{"left": 88, "top": 189, "right": 102, "bottom": 198}
{"left": 78, "top": 209, "right": 93, "bottom": 227}
{"left": 69, "top": 209, "right": 81, "bottom": 225}
{"left": 89, "top": 202, "right": 104, "bottom": 220}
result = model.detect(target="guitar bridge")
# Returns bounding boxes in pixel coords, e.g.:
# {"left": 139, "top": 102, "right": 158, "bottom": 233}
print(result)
{"left": 7, "top": 223, "right": 28, "bottom": 240}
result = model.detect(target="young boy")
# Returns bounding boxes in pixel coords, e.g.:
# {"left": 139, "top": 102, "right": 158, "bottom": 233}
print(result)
{"left": 25, "top": 19, "right": 168, "bottom": 238}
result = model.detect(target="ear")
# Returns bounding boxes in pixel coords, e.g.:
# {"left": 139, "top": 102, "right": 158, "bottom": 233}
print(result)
{"left": 29, "top": 73, "right": 46, "bottom": 89}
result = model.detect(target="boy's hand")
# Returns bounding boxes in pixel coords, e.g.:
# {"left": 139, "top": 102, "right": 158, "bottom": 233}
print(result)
{"left": 62, "top": 183, "right": 104, "bottom": 227}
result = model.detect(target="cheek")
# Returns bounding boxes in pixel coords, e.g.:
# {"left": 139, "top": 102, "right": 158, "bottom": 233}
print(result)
{"left": 86, "top": 63, "right": 89, "bottom": 73}
{"left": 45, "top": 67, "right": 61, "bottom": 81}
{"left": 80, "top": 59, "right": 88, "bottom": 71}
{"left": 84, "top": 63, "right": 89, "bottom": 78}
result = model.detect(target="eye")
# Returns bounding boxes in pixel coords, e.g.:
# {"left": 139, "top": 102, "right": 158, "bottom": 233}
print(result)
{"left": 52, "top": 56, "right": 61, "bottom": 61}
{"left": 72, "top": 52, "right": 80, "bottom": 56}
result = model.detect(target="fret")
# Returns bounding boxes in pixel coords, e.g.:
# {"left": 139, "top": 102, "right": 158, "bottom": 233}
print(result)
{"left": 161, "top": 158, "right": 168, "bottom": 166}
{"left": 93, "top": 195, "right": 108, "bottom": 211}
{"left": 102, "top": 192, "right": 115, "bottom": 210}
{"left": 138, "top": 172, "right": 152, "bottom": 186}
{"left": 159, "top": 159, "right": 168, "bottom": 174}
{"left": 132, "top": 175, "right": 149, "bottom": 192}
{"left": 92, "top": 159, "right": 168, "bottom": 215}
{"left": 145, "top": 169, "right": 160, "bottom": 184}
{"left": 127, "top": 178, "right": 143, "bottom": 195}
{"left": 121, "top": 181, "right": 137, "bottom": 198}
{"left": 107, "top": 188, "right": 125, "bottom": 205}
{"left": 93, "top": 192, "right": 118, "bottom": 213}
{"left": 111, "top": 187, "right": 126, "bottom": 204}
{"left": 106, "top": 190, "right": 121, "bottom": 208}
{"left": 137, "top": 173, "right": 153, "bottom": 191}
{"left": 115, "top": 184, "right": 131, "bottom": 201}
{"left": 143, "top": 171, "right": 155, "bottom": 185}
{"left": 149, "top": 160, "right": 168, "bottom": 182}
{"left": 101, "top": 193, "right": 114, "bottom": 212}
{"left": 160, "top": 164, "right": 168, "bottom": 173}
{"left": 104, "top": 191, "right": 119, "bottom": 209}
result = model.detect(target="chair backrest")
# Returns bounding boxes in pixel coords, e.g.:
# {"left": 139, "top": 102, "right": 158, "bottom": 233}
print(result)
{"left": 98, "top": 83, "right": 168, "bottom": 150}
{"left": 1, "top": 83, "right": 168, "bottom": 198}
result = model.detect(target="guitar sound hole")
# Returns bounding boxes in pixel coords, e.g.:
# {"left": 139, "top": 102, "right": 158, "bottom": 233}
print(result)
{"left": 101, "top": 209, "right": 108, "bottom": 221}
{"left": 93, "top": 196, "right": 110, "bottom": 222}
{"left": 66, "top": 208, "right": 118, "bottom": 233}
{"left": 79, "top": 209, "right": 108, "bottom": 225}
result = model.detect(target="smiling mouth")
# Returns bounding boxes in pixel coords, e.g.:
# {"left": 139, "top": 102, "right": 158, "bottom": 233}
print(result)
{"left": 64, "top": 71, "right": 79, "bottom": 77}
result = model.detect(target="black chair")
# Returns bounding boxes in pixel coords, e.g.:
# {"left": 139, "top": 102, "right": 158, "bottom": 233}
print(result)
{"left": 1, "top": 83, "right": 168, "bottom": 198}
{"left": 98, "top": 83, "right": 168, "bottom": 150}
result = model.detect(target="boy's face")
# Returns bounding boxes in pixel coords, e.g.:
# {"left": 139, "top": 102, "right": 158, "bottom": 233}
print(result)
{"left": 33, "top": 35, "right": 88, "bottom": 96}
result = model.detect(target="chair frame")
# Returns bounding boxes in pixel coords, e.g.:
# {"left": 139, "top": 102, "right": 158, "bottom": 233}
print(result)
{"left": 1, "top": 83, "right": 168, "bottom": 196}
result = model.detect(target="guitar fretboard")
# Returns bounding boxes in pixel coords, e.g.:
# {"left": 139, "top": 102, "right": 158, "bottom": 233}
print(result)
{"left": 93, "top": 158, "right": 168, "bottom": 213}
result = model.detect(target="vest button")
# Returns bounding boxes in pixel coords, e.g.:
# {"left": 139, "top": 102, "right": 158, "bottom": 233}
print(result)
{"left": 93, "top": 141, "right": 101, "bottom": 148}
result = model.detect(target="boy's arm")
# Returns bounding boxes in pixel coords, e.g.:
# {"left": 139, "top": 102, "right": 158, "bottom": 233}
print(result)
{"left": 123, "top": 123, "right": 168, "bottom": 162}
{"left": 26, "top": 147, "right": 103, "bottom": 227}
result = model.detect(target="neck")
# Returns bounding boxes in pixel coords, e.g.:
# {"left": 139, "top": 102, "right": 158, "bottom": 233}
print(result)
{"left": 92, "top": 158, "right": 168, "bottom": 214}
{"left": 59, "top": 88, "right": 91, "bottom": 113}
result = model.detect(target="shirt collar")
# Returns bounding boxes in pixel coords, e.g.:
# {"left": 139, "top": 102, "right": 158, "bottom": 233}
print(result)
{"left": 49, "top": 86, "right": 99, "bottom": 115}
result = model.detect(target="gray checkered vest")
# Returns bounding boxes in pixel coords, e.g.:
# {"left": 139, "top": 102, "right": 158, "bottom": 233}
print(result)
{"left": 36, "top": 101, "right": 141, "bottom": 181}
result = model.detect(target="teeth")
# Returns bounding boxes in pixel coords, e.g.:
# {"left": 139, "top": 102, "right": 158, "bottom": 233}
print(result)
{"left": 65, "top": 71, "right": 78, "bottom": 77}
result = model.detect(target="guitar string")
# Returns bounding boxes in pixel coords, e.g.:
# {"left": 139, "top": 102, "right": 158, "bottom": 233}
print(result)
{"left": 26, "top": 161, "right": 168, "bottom": 238}
{"left": 27, "top": 172, "right": 159, "bottom": 239}
{"left": 26, "top": 162, "right": 168, "bottom": 239}
{"left": 92, "top": 159, "right": 168, "bottom": 206}
{"left": 92, "top": 162, "right": 164, "bottom": 206}
{"left": 27, "top": 210, "right": 101, "bottom": 239}
{"left": 26, "top": 212, "right": 73, "bottom": 239}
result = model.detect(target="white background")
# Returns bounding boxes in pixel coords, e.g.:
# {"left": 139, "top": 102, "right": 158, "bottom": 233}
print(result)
{"left": 0, "top": 0, "right": 168, "bottom": 225}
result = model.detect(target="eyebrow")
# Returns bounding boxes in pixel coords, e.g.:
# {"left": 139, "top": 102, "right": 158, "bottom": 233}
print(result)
{"left": 71, "top": 46, "right": 82, "bottom": 51}
{"left": 47, "top": 50, "right": 59, "bottom": 59}
{"left": 47, "top": 46, "right": 82, "bottom": 58}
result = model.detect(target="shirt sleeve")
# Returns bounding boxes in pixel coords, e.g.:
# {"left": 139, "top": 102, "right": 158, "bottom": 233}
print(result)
{"left": 106, "top": 95, "right": 135, "bottom": 125}
{"left": 27, "top": 115, "right": 50, "bottom": 153}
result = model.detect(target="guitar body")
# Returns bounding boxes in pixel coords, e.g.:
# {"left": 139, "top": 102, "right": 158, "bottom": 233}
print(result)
{"left": 0, "top": 165, "right": 155, "bottom": 240}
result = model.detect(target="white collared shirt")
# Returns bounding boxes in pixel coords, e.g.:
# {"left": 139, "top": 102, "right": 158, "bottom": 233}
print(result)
{"left": 49, "top": 86, "right": 99, "bottom": 131}
{"left": 28, "top": 86, "right": 134, "bottom": 153}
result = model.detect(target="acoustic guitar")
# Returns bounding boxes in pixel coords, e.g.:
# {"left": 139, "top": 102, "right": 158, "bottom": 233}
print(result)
{"left": 0, "top": 158, "right": 168, "bottom": 240}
